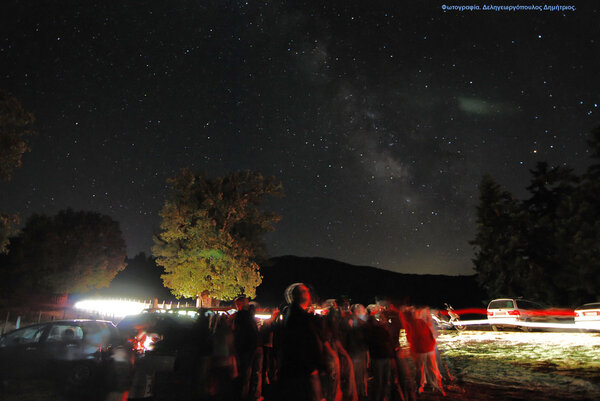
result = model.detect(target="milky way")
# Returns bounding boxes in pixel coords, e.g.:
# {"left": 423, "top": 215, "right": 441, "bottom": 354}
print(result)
{"left": 1, "top": 1, "right": 598, "bottom": 274}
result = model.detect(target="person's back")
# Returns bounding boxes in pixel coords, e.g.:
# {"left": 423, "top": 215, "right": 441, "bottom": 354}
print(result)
{"left": 278, "top": 283, "right": 324, "bottom": 401}
{"left": 365, "top": 315, "right": 396, "bottom": 401}
{"left": 280, "top": 302, "right": 322, "bottom": 377}
{"left": 411, "top": 318, "right": 435, "bottom": 354}
{"left": 233, "top": 309, "right": 259, "bottom": 355}
{"left": 365, "top": 316, "right": 395, "bottom": 360}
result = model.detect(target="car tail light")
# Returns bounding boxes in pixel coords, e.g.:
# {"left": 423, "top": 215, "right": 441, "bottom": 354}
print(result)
{"left": 487, "top": 311, "right": 493, "bottom": 316}
{"left": 507, "top": 310, "right": 521, "bottom": 316}
{"left": 575, "top": 311, "right": 580, "bottom": 317}
{"left": 584, "top": 311, "right": 600, "bottom": 316}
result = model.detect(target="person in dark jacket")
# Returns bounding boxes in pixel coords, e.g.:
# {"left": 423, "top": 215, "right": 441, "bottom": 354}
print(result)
{"left": 232, "top": 297, "right": 260, "bottom": 400}
{"left": 279, "top": 283, "right": 324, "bottom": 401}
{"left": 365, "top": 306, "right": 400, "bottom": 401}
{"left": 347, "top": 304, "right": 369, "bottom": 401}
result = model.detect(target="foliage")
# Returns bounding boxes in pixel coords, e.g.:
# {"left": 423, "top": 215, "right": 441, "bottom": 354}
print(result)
{"left": 0, "top": 89, "right": 34, "bottom": 181}
{"left": 472, "top": 175, "right": 531, "bottom": 300}
{"left": 0, "top": 89, "right": 35, "bottom": 254}
{"left": 0, "top": 213, "right": 19, "bottom": 255}
{"left": 472, "top": 127, "right": 600, "bottom": 306}
{"left": 1, "top": 209, "right": 127, "bottom": 295}
{"left": 153, "top": 169, "right": 283, "bottom": 300}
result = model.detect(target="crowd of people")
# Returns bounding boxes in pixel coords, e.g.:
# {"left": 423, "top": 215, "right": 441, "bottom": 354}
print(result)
{"left": 177, "top": 282, "right": 450, "bottom": 401}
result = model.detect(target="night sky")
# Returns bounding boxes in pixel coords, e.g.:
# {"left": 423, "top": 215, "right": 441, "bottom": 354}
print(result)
{"left": 1, "top": 1, "right": 598, "bottom": 275}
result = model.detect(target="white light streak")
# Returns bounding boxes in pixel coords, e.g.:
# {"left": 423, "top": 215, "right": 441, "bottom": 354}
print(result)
{"left": 452, "top": 319, "right": 598, "bottom": 331}
{"left": 74, "top": 299, "right": 150, "bottom": 318}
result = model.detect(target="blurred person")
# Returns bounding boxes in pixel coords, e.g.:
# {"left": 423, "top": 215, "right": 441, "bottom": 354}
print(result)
{"left": 400, "top": 308, "right": 444, "bottom": 396}
{"left": 248, "top": 303, "right": 264, "bottom": 401}
{"left": 430, "top": 309, "right": 454, "bottom": 385}
{"left": 192, "top": 310, "right": 215, "bottom": 400}
{"left": 260, "top": 308, "right": 279, "bottom": 399}
{"left": 211, "top": 314, "right": 237, "bottom": 400}
{"left": 320, "top": 321, "right": 343, "bottom": 401}
{"left": 386, "top": 305, "right": 415, "bottom": 401}
{"left": 232, "top": 296, "right": 260, "bottom": 401}
{"left": 328, "top": 302, "right": 358, "bottom": 401}
{"left": 319, "top": 301, "right": 344, "bottom": 401}
{"left": 365, "top": 305, "right": 399, "bottom": 401}
{"left": 347, "top": 304, "right": 369, "bottom": 401}
{"left": 279, "top": 283, "right": 324, "bottom": 401}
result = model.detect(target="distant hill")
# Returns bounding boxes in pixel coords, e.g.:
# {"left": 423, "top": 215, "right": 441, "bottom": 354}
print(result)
{"left": 83, "top": 254, "right": 486, "bottom": 309}
{"left": 255, "top": 255, "right": 486, "bottom": 309}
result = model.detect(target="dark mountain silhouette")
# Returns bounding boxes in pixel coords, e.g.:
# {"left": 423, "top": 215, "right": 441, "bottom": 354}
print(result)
{"left": 83, "top": 254, "right": 485, "bottom": 310}
{"left": 255, "top": 256, "right": 486, "bottom": 309}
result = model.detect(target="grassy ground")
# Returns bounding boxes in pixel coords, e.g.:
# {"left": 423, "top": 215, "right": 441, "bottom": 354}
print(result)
{"left": 422, "top": 329, "right": 600, "bottom": 400}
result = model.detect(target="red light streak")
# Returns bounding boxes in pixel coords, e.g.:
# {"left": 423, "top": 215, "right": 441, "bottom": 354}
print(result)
{"left": 441, "top": 308, "right": 488, "bottom": 316}
{"left": 441, "top": 308, "right": 575, "bottom": 317}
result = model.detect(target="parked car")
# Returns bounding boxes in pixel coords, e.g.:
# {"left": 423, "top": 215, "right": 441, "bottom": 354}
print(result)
{"left": 487, "top": 298, "right": 550, "bottom": 331}
{"left": 0, "top": 319, "right": 132, "bottom": 396}
{"left": 574, "top": 302, "right": 600, "bottom": 330}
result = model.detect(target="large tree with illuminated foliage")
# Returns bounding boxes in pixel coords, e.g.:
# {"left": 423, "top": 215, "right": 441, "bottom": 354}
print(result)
{"left": 0, "top": 90, "right": 35, "bottom": 254}
{"left": 153, "top": 169, "right": 283, "bottom": 302}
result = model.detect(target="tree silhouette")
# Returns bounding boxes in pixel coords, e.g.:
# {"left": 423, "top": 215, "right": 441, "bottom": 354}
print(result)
{"left": 472, "top": 127, "right": 600, "bottom": 306}
{"left": 0, "top": 90, "right": 35, "bottom": 254}
{"left": 2, "top": 209, "right": 127, "bottom": 296}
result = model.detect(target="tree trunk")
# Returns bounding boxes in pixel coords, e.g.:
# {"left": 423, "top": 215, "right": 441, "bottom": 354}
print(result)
{"left": 196, "top": 291, "right": 214, "bottom": 308}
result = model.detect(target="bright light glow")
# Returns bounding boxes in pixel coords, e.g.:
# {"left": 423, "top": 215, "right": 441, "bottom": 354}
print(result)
{"left": 255, "top": 313, "right": 271, "bottom": 320}
{"left": 74, "top": 299, "right": 150, "bottom": 318}
{"left": 453, "top": 318, "right": 596, "bottom": 331}
{"left": 132, "top": 331, "right": 159, "bottom": 353}
{"left": 451, "top": 319, "right": 490, "bottom": 326}
{"left": 575, "top": 321, "right": 600, "bottom": 330}
{"left": 437, "top": 330, "right": 600, "bottom": 349}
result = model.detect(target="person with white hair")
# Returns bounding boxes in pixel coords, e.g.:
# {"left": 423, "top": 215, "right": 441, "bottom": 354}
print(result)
{"left": 279, "top": 283, "right": 325, "bottom": 401}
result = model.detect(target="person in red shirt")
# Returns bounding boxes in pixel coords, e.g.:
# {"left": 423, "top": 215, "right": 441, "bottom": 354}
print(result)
{"left": 400, "top": 307, "right": 445, "bottom": 396}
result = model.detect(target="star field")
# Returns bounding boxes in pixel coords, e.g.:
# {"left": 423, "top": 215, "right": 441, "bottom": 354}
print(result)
{"left": 1, "top": 1, "right": 598, "bottom": 275}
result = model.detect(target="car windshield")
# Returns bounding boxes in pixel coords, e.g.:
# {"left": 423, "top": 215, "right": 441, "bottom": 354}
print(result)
{"left": 0, "top": 325, "right": 46, "bottom": 347}
{"left": 46, "top": 324, "right": 84, "bottom": 342}
{"left": 488, "top": 300, "right": 515, "bottom": 309}
{"left": 576, "top": 303, "right": 600, "bottom": 310}
{"left": 81, "top": 321, "right": 119, "bottom": 347}
{"left": 516, "top": 300, "right": 545, "bottom": 310}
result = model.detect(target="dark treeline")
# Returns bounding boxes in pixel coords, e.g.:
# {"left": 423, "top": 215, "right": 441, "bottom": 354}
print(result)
{"left": 0, "top": 209, "right": 127, "bottom": 300}
{"left": 472, "top": 127, "right": 600, "bottom": 307}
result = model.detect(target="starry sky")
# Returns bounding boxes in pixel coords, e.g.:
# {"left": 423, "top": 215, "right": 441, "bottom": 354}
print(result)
{"left": 0, "top": 1, "right": 598, "bottom": 275}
